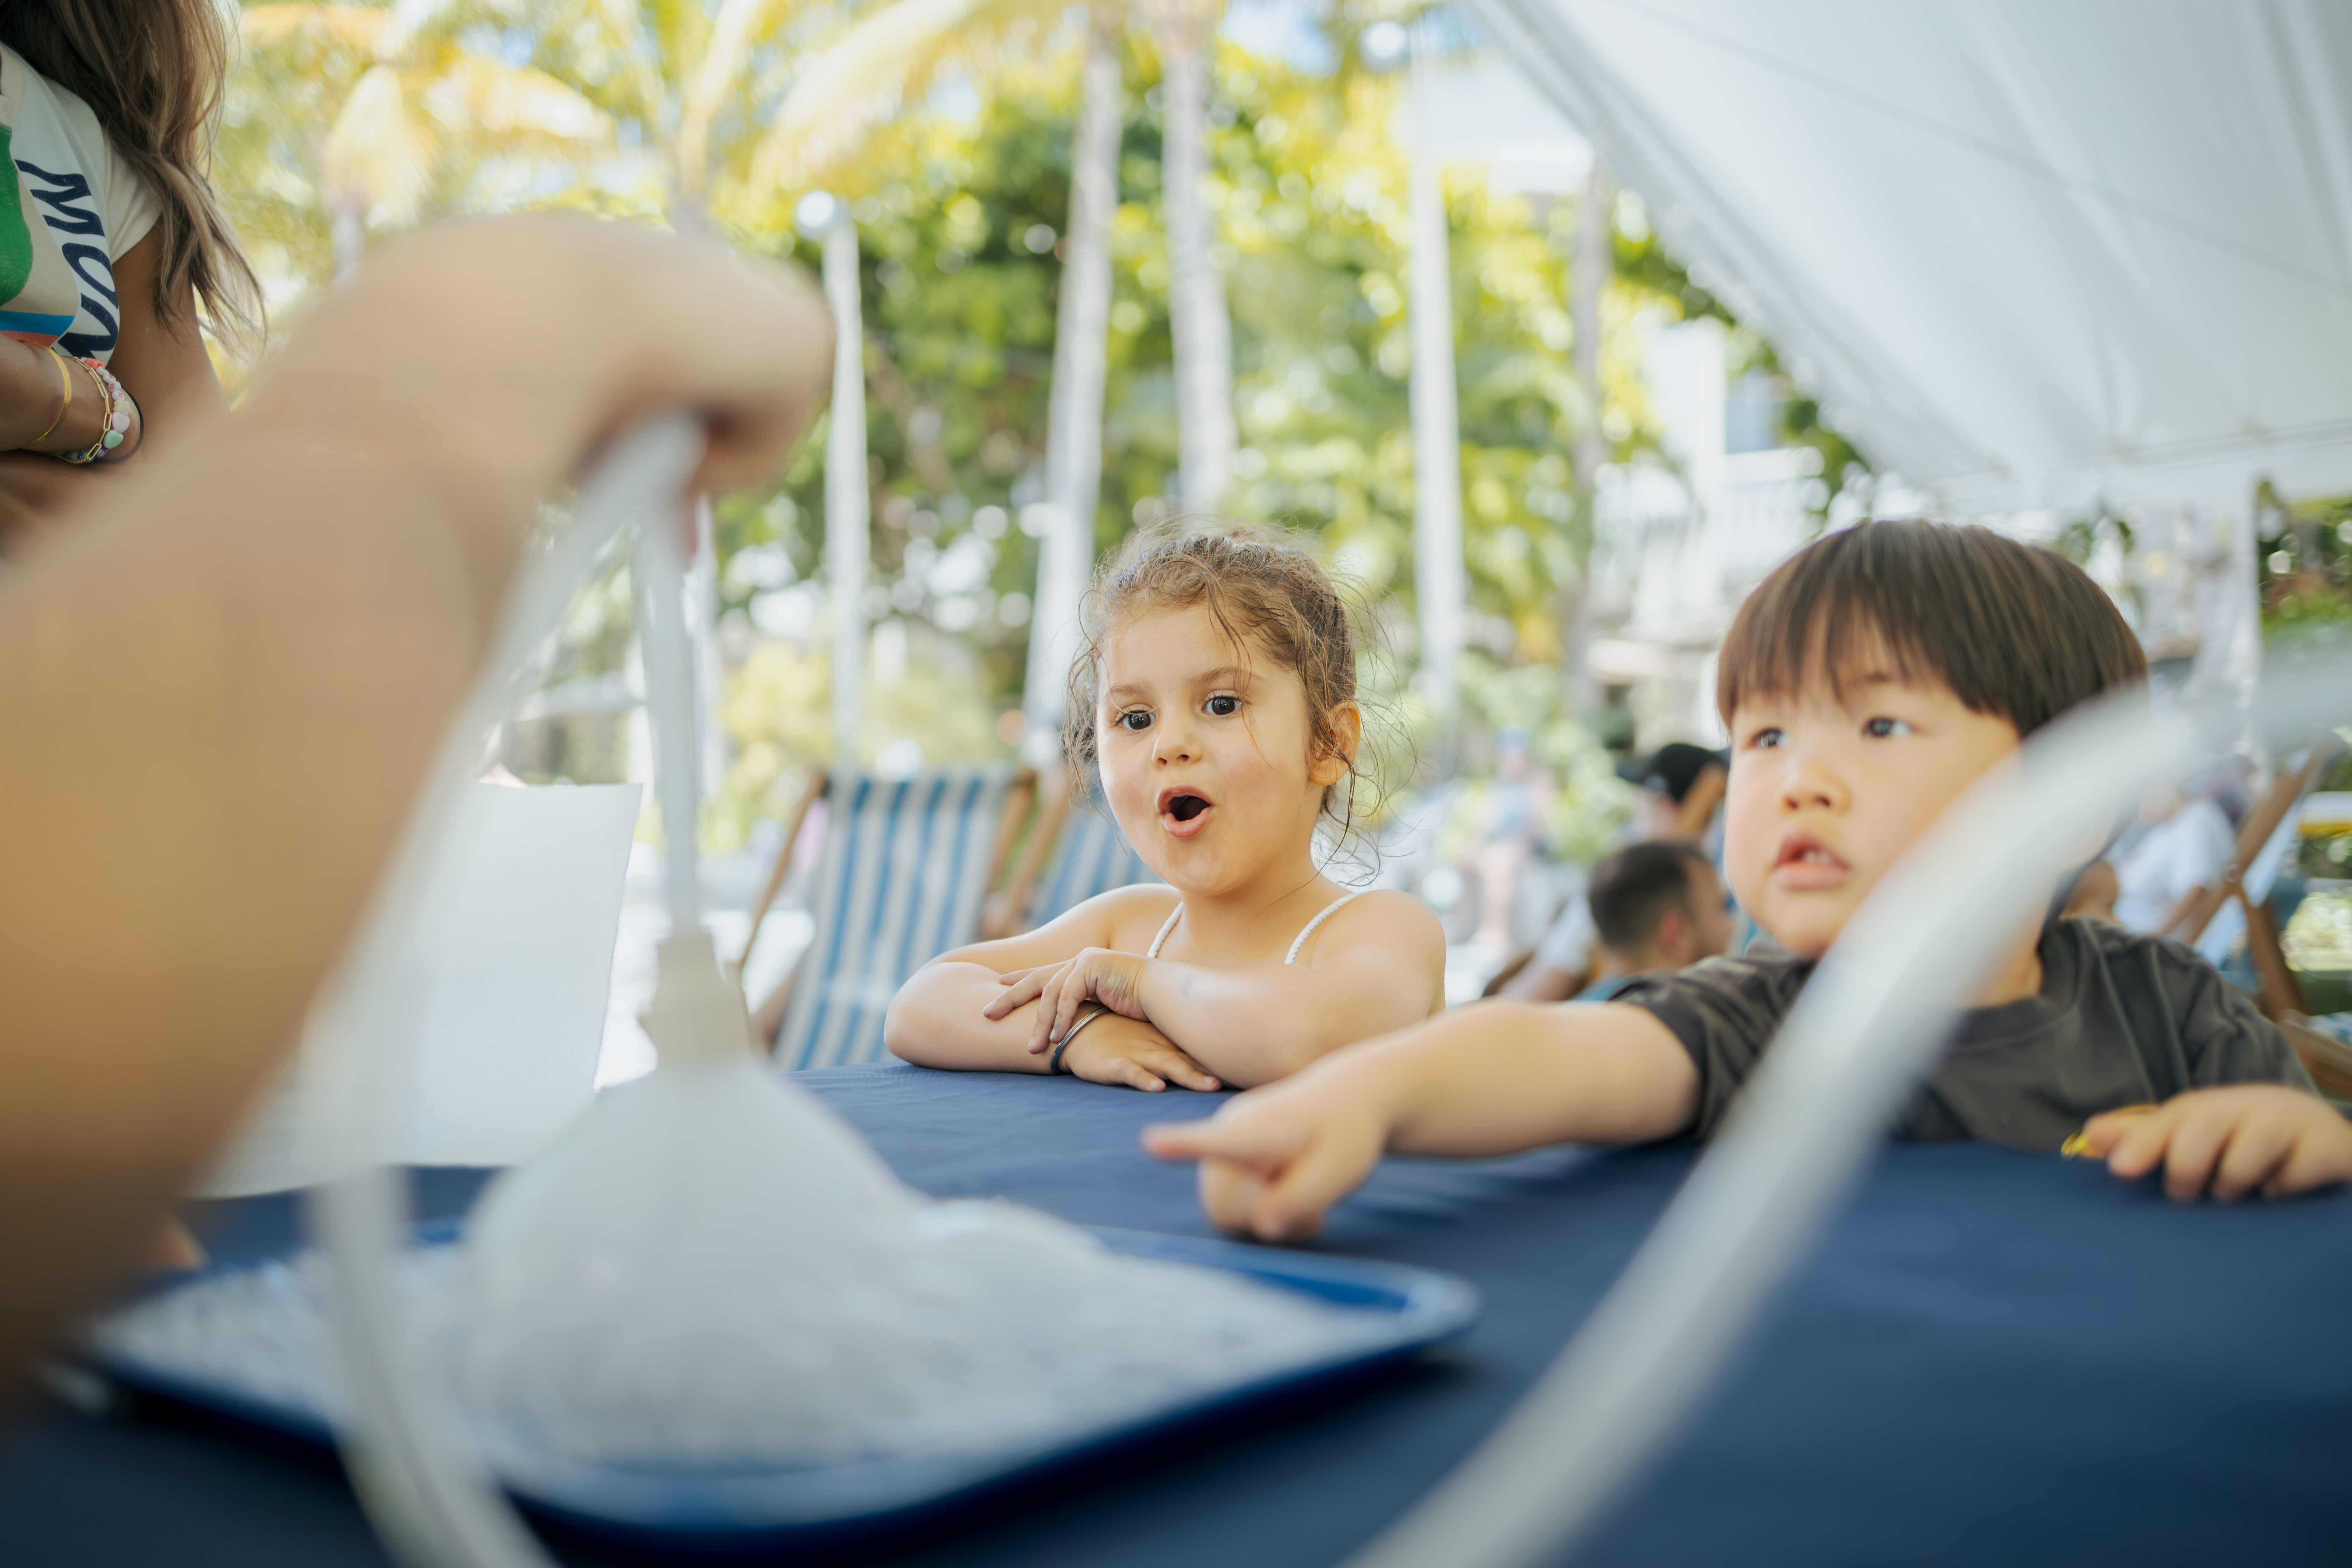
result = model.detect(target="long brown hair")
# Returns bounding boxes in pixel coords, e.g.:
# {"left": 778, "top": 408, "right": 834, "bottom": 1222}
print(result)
{"left": 0, "top": 0, "right": 262, "bottom": 355}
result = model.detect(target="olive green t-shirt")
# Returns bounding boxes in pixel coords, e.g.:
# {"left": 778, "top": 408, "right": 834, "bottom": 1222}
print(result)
{"left": 1613, "top": 917, "right": 2315, "bottom": 1152}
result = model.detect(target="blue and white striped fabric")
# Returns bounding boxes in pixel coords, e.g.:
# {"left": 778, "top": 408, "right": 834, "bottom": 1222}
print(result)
{"left": 1028, "top": 800, "right": 1158, "bottom": 928}
{"left": 776, "top": 768, "right": 1014, "bottom": 1071}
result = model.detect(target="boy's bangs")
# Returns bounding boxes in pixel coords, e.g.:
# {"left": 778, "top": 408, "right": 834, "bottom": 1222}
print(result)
{"left": 1715, "top": 521, "right": 2149, "bottom": 737}
{"left": 1720, "top": 579, "right": 1942, "bottom": 720}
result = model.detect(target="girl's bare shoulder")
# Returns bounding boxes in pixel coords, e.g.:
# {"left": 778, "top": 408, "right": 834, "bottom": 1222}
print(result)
{"left": 1054, "top": 882, "right": 1185, "bottom": 953}
{"left": 1305, "top": 888, "right": 1445, "bottom": 964}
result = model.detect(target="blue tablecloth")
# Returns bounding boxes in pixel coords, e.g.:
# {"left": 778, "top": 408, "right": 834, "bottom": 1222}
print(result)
{"left": 6, "top": 1059, "right": 2351, "bottom": 1566}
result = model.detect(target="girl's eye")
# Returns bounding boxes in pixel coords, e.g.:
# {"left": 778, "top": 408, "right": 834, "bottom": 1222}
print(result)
{"left": 1746, "top": 726, "right": 1785, "bottom": 750}
{"left": 1205, "top": 693, "right": 1241, "bottom": 718}
{"left": 1116, "top": 709, "right": 1154, "bottom": 733}
{"left": 1863, "top": 716, "right": 1914, "bottom": 739}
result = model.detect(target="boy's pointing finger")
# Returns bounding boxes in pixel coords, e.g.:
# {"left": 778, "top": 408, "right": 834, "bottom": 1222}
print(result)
{"left": 1141, "top": 1119, "right": 1226, "bottom": 1162}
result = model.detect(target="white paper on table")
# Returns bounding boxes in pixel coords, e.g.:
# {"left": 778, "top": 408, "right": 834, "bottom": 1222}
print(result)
{"left": 198, "top": 782, "right": 642, "bottom": 1197}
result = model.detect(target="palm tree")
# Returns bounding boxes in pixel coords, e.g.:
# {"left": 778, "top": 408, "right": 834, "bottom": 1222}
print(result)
{"left": 1025, "top": 5, "right": 1123, "bottom": 747}
{"left": 233, "top": 5, "right": 611, "bottom": 282}
{"left": 751, "top": 0, "right": 1124, "bottom": 747}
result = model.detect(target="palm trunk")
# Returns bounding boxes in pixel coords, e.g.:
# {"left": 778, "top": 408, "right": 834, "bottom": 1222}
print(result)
{"left": 1153, "top": 0, "right": 1234, "bottom": 515}
{"left": 1571, "top": 160, "right": 1612, "bottom": 498}
{"left": 1564, "top": 159, "right": 1614, "bottom": 718}
{"left": 1024, "top": 4, "right": 1124, "bottom": 753}
{"left": 1407, "top": 38, "right": 1464, "bottom": 734}
{"left": 820, "top": 213, "right": 869, "bottom": 765}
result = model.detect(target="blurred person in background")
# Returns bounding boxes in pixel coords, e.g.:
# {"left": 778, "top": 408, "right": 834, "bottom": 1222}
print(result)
{"left": 1465, "top": 727, "right": 1554, "bottom": 949}
{"left": 0, "top": 215, "right": 831, "bottom": 1395}
{"left": 1499, "top": 741, "right": 1731, "bottom": 1001}
{"left": 0, "top": 0, "right": 259, "bottom": 555}
{"left": 1575, "top": 841, "right": 1735, "bottom": 1001}
{"left": 1623, "top": 742, "right": 1730, "bottom": 847}
{"left": 2114, "top": 778, "right": 2235, "bottom": 937}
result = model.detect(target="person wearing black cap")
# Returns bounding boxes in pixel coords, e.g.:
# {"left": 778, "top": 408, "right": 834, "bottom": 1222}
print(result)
{"left": 1621, "top": 742, "right": 1730, "bottom": 845}
{"left": 1499, "top": 740, "right": 1730, "bottom": 1002}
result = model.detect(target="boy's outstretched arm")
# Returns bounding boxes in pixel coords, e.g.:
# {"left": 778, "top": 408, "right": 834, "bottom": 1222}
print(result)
{"left": 1144, "top": 1001, "right": 1699, "bottom": 1240}
{"left": 2077, "top": 1085, "right": 2352, "bottom": 1201}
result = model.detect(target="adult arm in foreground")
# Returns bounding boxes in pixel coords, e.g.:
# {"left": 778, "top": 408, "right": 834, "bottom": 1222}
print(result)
{"left": 0, "top": 217, "right": 831, "bottom": 1388}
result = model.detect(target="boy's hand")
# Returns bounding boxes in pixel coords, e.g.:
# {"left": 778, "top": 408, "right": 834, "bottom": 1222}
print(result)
{"left": 1143, "top": 1066, "right": 1394, "bottom": 1241}
{"left": 986, "top": 948, "right": 1151, "bottom": 1055}
{"left": 1060, "top": 1014, "right": 1220, "bottom": 1093}
{"left": 2078, "top": 1085, "right": 2352, "bottom": 1201}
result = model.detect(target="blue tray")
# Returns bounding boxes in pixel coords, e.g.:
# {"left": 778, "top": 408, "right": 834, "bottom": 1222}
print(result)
{"left": 84, "top": 1224, "right": 1479, "bottom": 1551}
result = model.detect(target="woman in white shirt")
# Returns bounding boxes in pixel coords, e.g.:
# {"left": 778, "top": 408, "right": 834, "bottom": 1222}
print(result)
{"left": 0, "top": 1, "right": 259, "bottom": 550}
{"left": 2113, "top": 784, "right": 2237, "bottom": 937}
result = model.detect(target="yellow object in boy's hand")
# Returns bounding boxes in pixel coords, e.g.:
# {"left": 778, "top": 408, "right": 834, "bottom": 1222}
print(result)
{"left": 2059, "top": 1103, "right": 2157, "bottom": 1158}
{"left": 2071, "top": 1086, "right": 2352, "bottom": 1200}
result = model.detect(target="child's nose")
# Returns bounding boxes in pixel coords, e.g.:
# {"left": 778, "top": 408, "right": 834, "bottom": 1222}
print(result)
{"left": 1154, "top": 714, "right": 1198, "bottom": 762}
{"left": 1779, "top": 754, "right": 1845, "bottom": 812}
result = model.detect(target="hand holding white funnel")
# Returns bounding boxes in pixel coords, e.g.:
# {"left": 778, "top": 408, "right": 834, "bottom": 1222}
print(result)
{"left": 311, "top": 418, "right": 1392, "bottom": 1567}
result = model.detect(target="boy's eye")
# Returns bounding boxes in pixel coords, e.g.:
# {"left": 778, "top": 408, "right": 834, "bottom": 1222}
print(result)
{"left": 1204, "top": 693, "right": 1241, "bottom": 718}
{"left": 1745, "top": 726, "right": 1785, "bottom": 750}
{"left": 1115, "top": 709, "right": 1154, "bottom": 733}
{"left": 1863, "top": 716, "right": 1914, "bottom": 739}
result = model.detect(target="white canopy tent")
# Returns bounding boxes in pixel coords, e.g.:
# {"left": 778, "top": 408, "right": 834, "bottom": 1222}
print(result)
{"left": 1460, "top": 0, "right": 2352, "bottom": 518}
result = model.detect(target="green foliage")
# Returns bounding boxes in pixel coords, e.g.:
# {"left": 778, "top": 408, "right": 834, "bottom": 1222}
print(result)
{"left": 709, "top": 35, "right": 1713, "bottom": 830}
{"left": 2257, "top": 484, "right": 2352, "bottom": 638}
{"left": 219, "top": 7, "right": 1839, "bottom": 865}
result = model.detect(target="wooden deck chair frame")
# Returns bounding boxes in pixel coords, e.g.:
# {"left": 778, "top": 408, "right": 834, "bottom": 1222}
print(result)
{"left": 739, "top": 766, "right": 1034, "bottom": 1060}
{"left": 2174, "top": 736, "right": 2345, "bottom": 1023}
{"left": 1005, "top": 778, "right": 1161, "bottom": 937}
{"left": 983, "top": 766, "right": 1075, "bottom": 940}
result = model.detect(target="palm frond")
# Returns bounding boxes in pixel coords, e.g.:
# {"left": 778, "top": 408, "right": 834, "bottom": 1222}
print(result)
{"left": 595, "top": 0, "right": 680, "bottom": 145}
{"left": 239, "top": 4, "right": 388, "bottom": 53}
{"left": 425, "top": 58, "right": 614, "bottom": 141}
{"left": 323, "top": 64, "right": 438, "bottom": 222}
{"left": 677, "top": 0, "right": 791, "bottom": 193}
{"left": 747, "top": 0, "right": 1056, "bottom": 189}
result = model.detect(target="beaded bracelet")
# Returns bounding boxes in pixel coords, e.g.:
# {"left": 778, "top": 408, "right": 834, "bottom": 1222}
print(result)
{"left": 56, "top": 355, "right": 135, "bottom": 465}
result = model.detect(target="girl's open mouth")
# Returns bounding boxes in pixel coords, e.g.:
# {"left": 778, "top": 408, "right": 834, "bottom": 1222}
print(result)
{"left": 1158, "top": 788, "right": 1215, "bottom": 838}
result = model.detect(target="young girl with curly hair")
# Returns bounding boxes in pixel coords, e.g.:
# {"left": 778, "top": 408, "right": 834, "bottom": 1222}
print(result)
{"left": 886, "top": 524, "right": 1446, "bottom": 1092}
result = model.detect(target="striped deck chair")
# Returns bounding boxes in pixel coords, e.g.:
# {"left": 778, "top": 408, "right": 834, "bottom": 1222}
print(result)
{"left": 1031, "top": 804, "right": 1157, "bottom": 926}
{"left": 1024, "top": 789, "right": 1157, "bottom": 931}
{"left": 770, "top": 766, "right": 1021, "bottom": 1070}
{"left": 979, "top": 774, "right": 1159, "bottom": 939}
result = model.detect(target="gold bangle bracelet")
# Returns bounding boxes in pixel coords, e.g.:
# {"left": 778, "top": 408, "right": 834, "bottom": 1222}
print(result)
{"left": 29, "top": 343, "right": 70, "bottom": 446}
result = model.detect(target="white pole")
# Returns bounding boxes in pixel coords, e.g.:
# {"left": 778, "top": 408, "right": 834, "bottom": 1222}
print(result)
{"left": 689, "top": 494, "right": 726, "bottom": 801}
{"left": 1407, "top": 29, "right": 1465, "bottom": 729}
{"left": 816, "top": 202, "right": 868, "bottom": 766}
{"left": 1024, "top": 4, "right": 1124, "bottom": 760}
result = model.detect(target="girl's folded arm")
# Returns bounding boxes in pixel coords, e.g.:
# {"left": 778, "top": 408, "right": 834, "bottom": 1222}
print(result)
{"left": 883, "top": 888, "right": 1161, "bottom": 1071}
{"left": 1136, "top": 893, "right": 1444, "bottom": 1087}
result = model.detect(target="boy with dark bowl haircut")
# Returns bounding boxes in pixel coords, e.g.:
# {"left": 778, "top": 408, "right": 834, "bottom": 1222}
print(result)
{"left": 1150, "top": 522, "right": 2352, "bottom": 1238}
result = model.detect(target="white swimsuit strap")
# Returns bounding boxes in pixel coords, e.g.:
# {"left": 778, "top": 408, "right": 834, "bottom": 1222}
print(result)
{"left": 1146, "top": 902, "right": 1184, "bottom": 959}
{"left": 1284, "top": 892, "right": 1363, "bottom": 966}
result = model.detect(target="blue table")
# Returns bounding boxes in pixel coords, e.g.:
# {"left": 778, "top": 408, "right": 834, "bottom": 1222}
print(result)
{"left": 6, "top": 1060, "right": 2351, "bottom": 1566}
